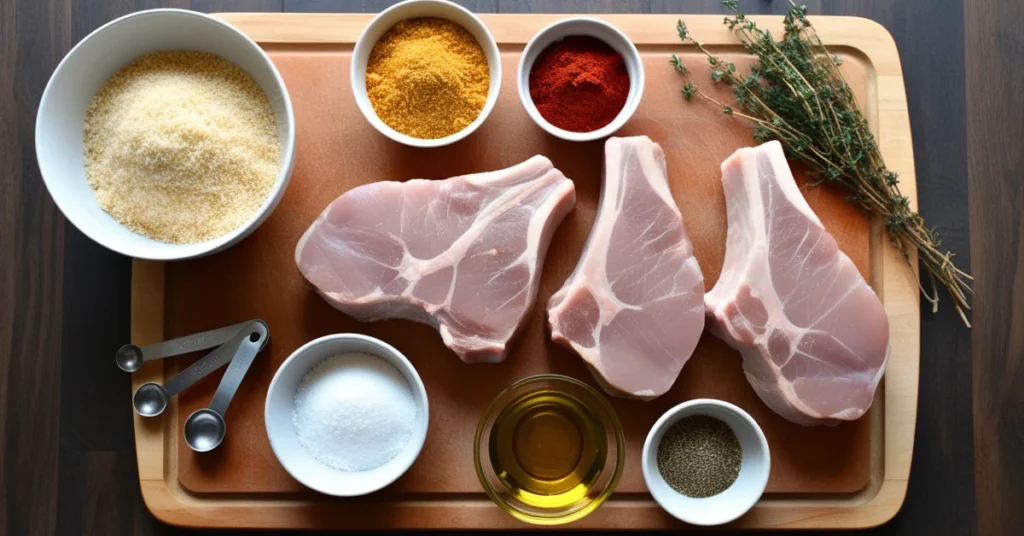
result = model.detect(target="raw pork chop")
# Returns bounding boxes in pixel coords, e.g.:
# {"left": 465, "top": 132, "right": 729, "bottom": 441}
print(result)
{"left": 296, "top": 156, "right": 576, "bottom": 363}
{"left": 705, "top": 141, "right": 890, "bottom": 426}
{"left": 547, "top": 136, "right": 705, "bottom": 400}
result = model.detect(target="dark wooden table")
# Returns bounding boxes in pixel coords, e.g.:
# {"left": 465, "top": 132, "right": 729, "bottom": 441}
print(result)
{"left": 1, "top": 0, "right": 1018, "bottom": 535}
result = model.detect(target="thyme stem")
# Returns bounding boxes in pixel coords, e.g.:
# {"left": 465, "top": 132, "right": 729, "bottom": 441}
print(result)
{"left": 672, "top": 0, "right": 972, "bottom": 326}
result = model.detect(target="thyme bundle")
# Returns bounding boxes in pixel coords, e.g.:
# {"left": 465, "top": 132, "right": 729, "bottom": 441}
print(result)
{"left": 670, "top": 0, "right": 972, "bottom": 326}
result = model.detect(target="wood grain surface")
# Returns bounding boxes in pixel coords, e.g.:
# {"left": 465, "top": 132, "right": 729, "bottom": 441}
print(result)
{"left": 0, "top": 0, "right": 1006, "bottom": 535}
{"left": 966, "top": 1, "right": 1024, "bottom": 534}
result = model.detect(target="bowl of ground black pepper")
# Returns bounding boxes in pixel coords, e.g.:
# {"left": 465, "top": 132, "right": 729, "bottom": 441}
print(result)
{"left": 642, "top": 399, "right": 770, "bottom": 526}
{"left": 351, "top": 0, "right": 500, "bottom": 148}
{"left": 36, "top": 9, "right": 295, "bottom": 260}
{"left": 518, "top": 18, "right": 644, "bottom": 142}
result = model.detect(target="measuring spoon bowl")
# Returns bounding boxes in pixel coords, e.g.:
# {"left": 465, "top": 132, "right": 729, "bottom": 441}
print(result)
{"left": 133, "top": 382, "right": 169, "bottom": 417}
{"left": 117, "top": 345, "right": 145, "bottom": 372}
{"left": 183, "top": 408, "right": 227, "bottom": 452}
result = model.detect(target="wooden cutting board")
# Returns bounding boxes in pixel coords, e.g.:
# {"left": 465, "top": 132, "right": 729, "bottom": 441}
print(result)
{"left": 131, "top": 13, "right": 920, "bottom": 530}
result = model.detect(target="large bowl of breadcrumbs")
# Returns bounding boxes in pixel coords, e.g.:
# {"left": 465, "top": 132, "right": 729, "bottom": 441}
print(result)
{"left": 36, "top": 9, "right": 295, "bottom": 260}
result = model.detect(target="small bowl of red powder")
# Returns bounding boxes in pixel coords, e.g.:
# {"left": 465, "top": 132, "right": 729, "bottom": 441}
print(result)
{"left": 518, "top": 18, "right": 644, "bottom": 141}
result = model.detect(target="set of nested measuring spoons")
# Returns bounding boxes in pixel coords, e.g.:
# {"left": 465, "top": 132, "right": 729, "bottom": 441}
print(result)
{"left": 116, "top": 319, "right": 269, "bottom": 452}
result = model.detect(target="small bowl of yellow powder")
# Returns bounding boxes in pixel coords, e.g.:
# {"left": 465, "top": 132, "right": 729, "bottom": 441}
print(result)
{"left": 36, "top": 9, "right": 295, "bottom": 260}
{"left": 351, "top": 0, "right": 501, "bottom": 148}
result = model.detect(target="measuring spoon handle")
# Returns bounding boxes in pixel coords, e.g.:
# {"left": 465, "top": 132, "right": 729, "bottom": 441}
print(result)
{"left": 139, "top": 320, "right": 254, "bottom": 362}
{"left": 208, "top": 321, "right": 269, "bottom": 416}
{"left": 161, "top": 336, "right": 242, "bottom": 397}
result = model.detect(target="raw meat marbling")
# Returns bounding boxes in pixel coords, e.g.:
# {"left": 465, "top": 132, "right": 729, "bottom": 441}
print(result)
{"left": 296, "top": 156, "right": 576, "bottom": 363}
{"left": 548, "top": 136, "right": 705, "bottom": 400}
{"left": 705, "top": 141, "right": 890, "bottom": 426}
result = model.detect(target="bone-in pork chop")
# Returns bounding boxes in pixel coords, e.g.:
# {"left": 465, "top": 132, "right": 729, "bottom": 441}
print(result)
{"left": 548, "top": 136, "right": 705, "bottom": 399}
{"left": 705, "top": 141, "right": 890, "bottom": 425}
{"left": 295, "top": 156, "right": 576, "bottom": 363}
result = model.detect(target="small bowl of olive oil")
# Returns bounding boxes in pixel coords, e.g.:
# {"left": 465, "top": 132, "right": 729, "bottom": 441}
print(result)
{"left": 474, "top": 374, "right": 625, "bottom": 525}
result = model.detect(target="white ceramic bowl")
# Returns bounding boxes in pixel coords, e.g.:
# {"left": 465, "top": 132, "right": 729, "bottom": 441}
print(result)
{"left": 265, "top": 334, "right": 429, "bottom": 497}
{"left": 642, "top": 399, "right": 770, "bottom": 526}
{"left": 35, "top": 9, "right": 295, "bottom": 261}
{"left": 350, "top": 0, "right": 501, "bottom": 148}
{"left": 518, "top": 18, "right": 644, "bottom": 142}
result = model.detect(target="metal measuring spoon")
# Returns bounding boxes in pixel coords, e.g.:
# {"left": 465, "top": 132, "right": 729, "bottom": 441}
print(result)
{"left": 133, "top": 332, "right": 246, "bottom": 417}
{"left": 116, "top": 320, "right": 254, "bottom": 372}
{"left": 184, "top": 321, "right": 269, "bottom": 452}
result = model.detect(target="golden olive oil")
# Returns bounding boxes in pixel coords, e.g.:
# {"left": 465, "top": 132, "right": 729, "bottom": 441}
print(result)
{"left": 489, "top": 389, "right": 607, "bottom": 509}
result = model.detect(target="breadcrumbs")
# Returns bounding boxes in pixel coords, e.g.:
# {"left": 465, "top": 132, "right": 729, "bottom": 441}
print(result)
{"left": 366, "top": 18, "right": 489, "bottom": 139}
{"left": 84, "top": 51, "right": 280, "bottom": 244}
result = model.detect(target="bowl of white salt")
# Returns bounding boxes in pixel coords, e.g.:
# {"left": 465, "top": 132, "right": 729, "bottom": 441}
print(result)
{"left": 265, "top": 334, "right": 428, "bottom": 497}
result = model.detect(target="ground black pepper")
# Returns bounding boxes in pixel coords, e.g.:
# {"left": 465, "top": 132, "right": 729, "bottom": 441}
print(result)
{"left": 656, "top": 415, "right": 742, "bottom": 497}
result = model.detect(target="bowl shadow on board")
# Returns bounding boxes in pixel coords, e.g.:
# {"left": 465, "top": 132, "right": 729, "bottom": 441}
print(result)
{"left": 532, "top": 118, "right": 608, "bottom": 163}
{"left": 368, "top": 118, "right": 608, "bottom": 186}
{"left": 372, "top": 122, "right": 500, "bottom": 182}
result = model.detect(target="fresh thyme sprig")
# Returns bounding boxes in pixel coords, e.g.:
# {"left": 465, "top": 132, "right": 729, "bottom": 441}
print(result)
{"left": 671, "top": 0, "right": 972, "bottom": 326}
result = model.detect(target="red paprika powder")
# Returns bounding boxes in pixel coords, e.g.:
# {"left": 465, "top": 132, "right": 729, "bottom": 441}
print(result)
{"left": 528, "top": 36, "right": 630, "bottom": 133}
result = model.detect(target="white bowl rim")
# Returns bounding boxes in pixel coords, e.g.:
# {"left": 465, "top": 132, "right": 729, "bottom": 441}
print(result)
{"left": 264, "top": 333, "right": 430, "bottom": 497}
{"left": 34, "top": 8, "right": 296, "bottom": 261}
{"left": 349, "top": 0, "right": 502, "bottom": 148}
{"left": 517, "top": 16, "right": 645, "bottom": 142}
{"left": 641, "top": 398, "right": 771, "bottom": 526}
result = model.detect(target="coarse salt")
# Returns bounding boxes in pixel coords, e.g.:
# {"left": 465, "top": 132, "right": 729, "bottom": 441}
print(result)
{"left": 292, "top": 352, "right": 417, "bottom": 472}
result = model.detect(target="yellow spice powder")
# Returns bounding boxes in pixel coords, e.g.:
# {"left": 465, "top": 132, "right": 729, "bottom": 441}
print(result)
{"left": 366, "top": 18, "right": 490, "bottom": 139}
{"left": 84, "top": 51, "right": 280, "bottom": 244}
